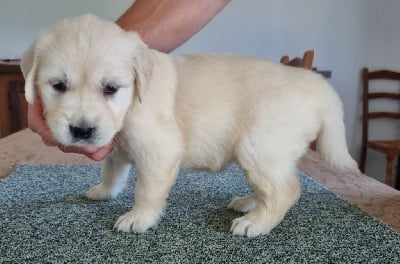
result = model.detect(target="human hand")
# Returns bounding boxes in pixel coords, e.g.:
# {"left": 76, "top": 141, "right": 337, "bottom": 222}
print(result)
{"left": 27, "top": 97, "right": 113, "bottom": 161}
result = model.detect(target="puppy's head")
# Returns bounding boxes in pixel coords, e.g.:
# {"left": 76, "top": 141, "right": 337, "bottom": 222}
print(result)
{"left": 21, "top": 14, "right": 151, "bottom": 147}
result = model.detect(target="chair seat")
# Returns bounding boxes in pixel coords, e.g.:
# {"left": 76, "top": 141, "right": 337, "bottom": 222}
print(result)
{"left": 367, "top": 140, "right": 400, "bottom": 154}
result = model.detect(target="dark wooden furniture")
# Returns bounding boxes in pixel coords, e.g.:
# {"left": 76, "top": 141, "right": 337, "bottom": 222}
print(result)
{"left": 359, "top": 68, "right": 400, "bottom": 189}
{"left": 280, "top": 50, "right": 332, "bottom": 79}
{"left": 280, "top": 50, "right": 315, "bottom": 70}
{"left": 0, "top": 60, "right": 27, "bottom": 138}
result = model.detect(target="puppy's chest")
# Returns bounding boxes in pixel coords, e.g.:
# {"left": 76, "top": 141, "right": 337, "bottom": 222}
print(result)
{"left": 113, "top": 138, "right": 132, "bottom": 161}
{"left": 114, "top": 130, "right": 140, "bottom": 162}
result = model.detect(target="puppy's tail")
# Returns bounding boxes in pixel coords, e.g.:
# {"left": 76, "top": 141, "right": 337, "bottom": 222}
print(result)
{"left": 316, "top": 88, "right": 358, "bottom": 172}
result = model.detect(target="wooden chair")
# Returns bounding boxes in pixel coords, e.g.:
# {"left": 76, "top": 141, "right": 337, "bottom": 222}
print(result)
{"left": 280, "top": 50, "right": 316, "bottom": 150}
{"left": 359, "top": 68, "right": 400, "bottom": 188}
{"left": 280, "top": 50, "right": 314, "bottom": 70}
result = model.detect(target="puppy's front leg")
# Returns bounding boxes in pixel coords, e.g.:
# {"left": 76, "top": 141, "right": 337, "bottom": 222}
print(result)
{"left": 86, "top": 149, "right": 131, "bottom": 200}
{"left": 114, "top": 159, "right": 180, "bottom": 233}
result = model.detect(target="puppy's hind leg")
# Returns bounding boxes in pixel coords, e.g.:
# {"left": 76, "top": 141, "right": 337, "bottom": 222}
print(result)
{"left": 86, "top": 150, "right": 131, "bottom": 200}
{"left": 231, "top": 162, "right": 300, "bottom": 238}
{"left": 228, "top": 193, "right": 258, "bottom": 213}
{"left": 231, "top": 134, "right": 302, "bottom": 237}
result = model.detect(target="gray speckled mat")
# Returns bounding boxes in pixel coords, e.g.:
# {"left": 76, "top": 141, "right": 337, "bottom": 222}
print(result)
{"left": 1, "top": 164, "right": 399, "bottom": 263}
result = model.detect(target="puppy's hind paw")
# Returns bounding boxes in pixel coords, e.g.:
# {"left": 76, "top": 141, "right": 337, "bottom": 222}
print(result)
{"left": 228, "top": 195, "right": 257, "bottom": 213}
{"left": 86, "top": 183, "right": 114, "bottom": 200}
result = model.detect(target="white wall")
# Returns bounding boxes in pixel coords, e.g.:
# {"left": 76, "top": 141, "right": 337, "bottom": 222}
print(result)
{"left": 0, "top": 0, "right": 133, "bottom": 59}
{"left": 1, "top": 0, "right": 399, "bottom": 183}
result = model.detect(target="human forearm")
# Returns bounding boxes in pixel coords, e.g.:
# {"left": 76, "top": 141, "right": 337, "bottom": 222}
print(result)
{"left": 116, "top": 0, "right": 230, "bottom": 52}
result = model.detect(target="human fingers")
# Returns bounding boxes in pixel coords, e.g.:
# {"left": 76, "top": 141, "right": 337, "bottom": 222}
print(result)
{"left": 28, "top": 97, "right": 114, "bottom": 160}
{"left": 85, "top": 143, "right": 114, "bottom": 161}
{"left": 57, "top": 143, "right": 113, "bottom": 161}
{"left": 27, "top": 98, "right": 58, "bottom": 146}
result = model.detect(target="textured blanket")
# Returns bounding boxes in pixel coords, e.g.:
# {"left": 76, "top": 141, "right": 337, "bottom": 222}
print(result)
{"left": 1, "top": 164, "right": 399, "bottom": 263}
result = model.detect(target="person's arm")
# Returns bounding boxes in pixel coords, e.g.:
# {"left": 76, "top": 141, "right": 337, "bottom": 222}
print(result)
{"left": 28, "top": 0, "right": 230, "bottom": 161}
{"left": 117, "top": 0, "right": 230, "bottom": 52}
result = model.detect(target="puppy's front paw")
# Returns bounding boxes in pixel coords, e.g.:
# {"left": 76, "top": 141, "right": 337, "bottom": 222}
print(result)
{"left": 114, "top": 209, "right": 160, "bottom": 233}
{"left": 231, "top": 216, "right": 269, "bottom": 238}
{"left": 86, "top": 183, "right": 114, "bottom": 200}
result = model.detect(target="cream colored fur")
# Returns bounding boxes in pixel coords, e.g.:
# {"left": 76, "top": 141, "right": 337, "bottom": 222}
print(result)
{"left": 21, "top": 14, "right": 358, "bottom": 238}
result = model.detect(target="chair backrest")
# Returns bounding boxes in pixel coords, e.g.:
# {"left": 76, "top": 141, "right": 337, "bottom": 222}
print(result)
{"left": 280, "top": 50, "right": 314, "bottom": 70}
{"left": 362, "top": 68, "right": 400, "bottom": 143}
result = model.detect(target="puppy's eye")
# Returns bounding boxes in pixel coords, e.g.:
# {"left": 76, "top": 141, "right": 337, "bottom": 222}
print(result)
{"left": 52, "top": 81, "right": 67, "bottom": 93}
{"left": 103, "top": 85, "right": 119, "bottom": 96}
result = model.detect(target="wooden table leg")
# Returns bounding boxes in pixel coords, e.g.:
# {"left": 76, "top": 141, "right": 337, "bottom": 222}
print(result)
{"left": 395, "top": 155, "right": 400, "bottom": 190}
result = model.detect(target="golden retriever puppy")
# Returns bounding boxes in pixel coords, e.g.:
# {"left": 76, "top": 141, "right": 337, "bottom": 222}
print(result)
{"left": 21, "top": 14, "right": 357, "bottom": 237}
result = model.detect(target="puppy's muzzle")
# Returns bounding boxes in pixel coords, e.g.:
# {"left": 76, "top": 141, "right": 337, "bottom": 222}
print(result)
{"left": 69, "top": 125, "right": 95, "bottom": 140}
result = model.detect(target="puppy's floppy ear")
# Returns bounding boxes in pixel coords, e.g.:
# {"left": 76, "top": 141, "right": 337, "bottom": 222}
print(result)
{"left": 130, "top": 32, "right": 153, "bottom": 103}
{"left": 20, "top": 43, "right": 38, "bottom": 105}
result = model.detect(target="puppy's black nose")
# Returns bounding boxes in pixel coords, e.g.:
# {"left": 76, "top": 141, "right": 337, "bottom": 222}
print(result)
{"left": 69, "top": 125, "right": 95, "bottom": 139}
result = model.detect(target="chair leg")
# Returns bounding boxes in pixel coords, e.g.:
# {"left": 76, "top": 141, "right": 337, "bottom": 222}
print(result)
{"left": 385, "top": 154, "right": 395, "bottom": 186}
{"left": 395, "top": 156, "right": 400, "bottom": 190}
{"left": 309, "top": 141, "right": 316, "bottom": 151}
{"left": 359, "top": 146, "right": 367, "bottom": 173}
